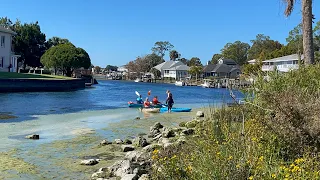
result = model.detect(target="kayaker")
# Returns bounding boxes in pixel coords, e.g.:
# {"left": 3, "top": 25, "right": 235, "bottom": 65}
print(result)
{"left": 144, "top": 97, "right": 151, "bottom": 108}
{"left": 166, "top": 90, "right": 174, "bottom": 113}
{"left": 152, "top": 96, "right": 160, "bottom": 105}
{"left": 136, "top": 95, "right": 143, "bottom": 104}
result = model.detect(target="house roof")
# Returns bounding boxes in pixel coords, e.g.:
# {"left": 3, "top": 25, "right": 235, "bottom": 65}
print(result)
{"left": 263, "top": 54, "right": 304, "bottom": 63}
{"left": 0, "top": 25, "right": 16, "bottom": 35}
{"left": 219, "top": 58, "right": 237, "bottom": 65}
{"left": 154, "top": 61, "right": 186, "bottom": 71}
{"left": 167, "top": 64, "right": 190, "bottom": 71}
{"left": 203, "top": 64, "right": 240, "bottom": 73}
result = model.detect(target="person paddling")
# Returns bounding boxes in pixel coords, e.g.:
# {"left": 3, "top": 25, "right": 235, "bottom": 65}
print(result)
{"left": 144, "top": 97, "right": 151, "bottom": 108}
{"left": 152, "top": 96, "right": 160, "bottom": 105}
{"left": 166, "top": 90, "right": 174, "bottom": 113}
{"left": 136, "top": 95, "right": 143, "bottom": 104}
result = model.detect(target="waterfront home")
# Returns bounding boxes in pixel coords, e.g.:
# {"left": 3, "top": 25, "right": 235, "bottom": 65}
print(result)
{"left": 262, "top": 54, "right": 303, "bottom": 72}
{"left": 203, "top": 58, "right": 241, "bottom": 78}
{"left": 117, "top": 65, "right": 128, "bottom": 72}
{"left": 153, "top": 61, "right": 190, "bottom": 80}
{"left": 0, "top": 24, "right": 20, "bottom": 72}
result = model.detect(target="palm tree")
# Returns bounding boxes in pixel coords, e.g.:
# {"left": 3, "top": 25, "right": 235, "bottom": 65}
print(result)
{"left": 284, "top": 0, "right": 314, "bottom": 65}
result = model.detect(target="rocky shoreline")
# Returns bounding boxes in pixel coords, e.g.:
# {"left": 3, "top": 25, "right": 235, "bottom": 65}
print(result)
{"left": 85, "top": 111, "right": 205, "bottom": 180}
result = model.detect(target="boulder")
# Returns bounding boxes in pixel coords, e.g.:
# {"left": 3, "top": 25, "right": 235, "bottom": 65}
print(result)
{"left": 185, "top": 120, "right": 198, "bottom": 128}
{"left": 125, "top": 151, "right": 149, "bottom": 162}
{"left": 122, "top": 145, "right": 135, "bottom": 152}
{"left": 100, "top": 140, "right": 112, "bottom": 146}
{"left": 158, "top": 137, "right": 171, "bottom": 144}
{"left": 133, "top": 137, "right": 148, "bottom": 147}
{"left": 124, "top": 139, "right": 133, "bottom": 144}
{"left": 162, "top": 128, "right": 175, "bottom": 138}
{"left": 181, "top": 128, "right": 195, "bottom": 136}
{"left": 138, "top": 174, "right": 150, "bottom": 180}
{"left": 148, "top": 129, "right": 160, "bottom": 138}
{"left": 115, "top": 139, "right": 123, "bottom": 144}
{"left": 108, "top": 160, "right": 139, "bottom": 177}
{"left": 150, "top": 122, "right": 163, "bottom": 130}
{"left": 163, "top": 143, "right": 174, "bottom": 149}
{"left": 176, "top": 136, "right": 187, "bottom": 145}
{"left": 152, "top": 134, "right": 162, "bottom": 141}
{"left": 121, "top": 174, "right": 138, "bottom": 180}
{"left": 80, "top": 159, "right": 99, "bottom": 166}
{"left": 91, "top": 168, "right": 111, "bottom": 179}
{"left": 135, "top": 117, "right": 140, "bottom": 120}
{"left": 25, "top": 134, "right": 39, "bottom": 139}
{"left": 196, "top": 111, "right": 204, "bottom": 117}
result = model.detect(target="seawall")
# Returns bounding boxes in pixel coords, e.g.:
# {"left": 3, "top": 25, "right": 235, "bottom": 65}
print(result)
{"left": 0, "top": 78, "right": 86, "bottom": 93}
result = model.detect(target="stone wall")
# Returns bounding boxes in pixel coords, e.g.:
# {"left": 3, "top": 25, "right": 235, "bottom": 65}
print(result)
{"left": 0, "top": 78, "right": 86, "bottom": 92}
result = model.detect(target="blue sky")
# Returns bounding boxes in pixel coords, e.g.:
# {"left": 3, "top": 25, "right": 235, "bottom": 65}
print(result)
{"left": 3, "top": 0, "right": 320, "bottom": 67}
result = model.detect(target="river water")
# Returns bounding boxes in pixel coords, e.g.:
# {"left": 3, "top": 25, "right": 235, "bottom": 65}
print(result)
{"left": 0, "top": 80, "right": 244, "bottom": 179}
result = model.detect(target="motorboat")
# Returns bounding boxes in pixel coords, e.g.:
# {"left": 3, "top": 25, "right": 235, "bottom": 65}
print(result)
{"left": 175, "top": 81, "right": 185, "bottom": 86}
{"left": 134, "top": 78, "right": 143, "bottom": 82}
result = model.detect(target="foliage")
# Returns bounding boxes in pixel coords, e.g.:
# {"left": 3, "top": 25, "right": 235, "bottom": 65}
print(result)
{"left": 105, "top": 65, "right": 118, "bottom": 72}
{"left": 41, "top": 43, "right": 91, "bottom": 77}
{"left": 169, "top": 50, "right": 180, "bottom": 61}
{"left": 210, "top": 54, "right": 222, "bottom": 64}
{"left": 188, "top": 66, "right": 203, "bottom": 78}
{"left": 94, "top": 66, "right": 101, "bottom": 73}
{"left": 242, "top": 63, "right": 261, "bottom": 76}
{"left": 150, "top": 68, "right": 161, "bottom": 78}
{"left": 221, "top": 41, "right": 250, "bottom": 65}
{"left": 46, "top": 36, "right": 70, "bottom": 49}
{"left": 125, "top": 53, "right": 163, "bottom": 74}
{"left": 248, "top": 34, "right": 282, "bottom": 60}
{"left": 151, "top": 41, "right": 174, "bottom": 60}
{"left": 188, "top": 57, "right": 202, "bottom": 66}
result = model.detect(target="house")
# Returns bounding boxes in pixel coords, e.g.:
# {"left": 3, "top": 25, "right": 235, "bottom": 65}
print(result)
{"left": 203, "top": 58, "right": 241, "bottom": 78}
{"left": 0, "top": 25, "right": 20, "bottom": 72}
{"left": 117, "top": 65, "right": 128, "bottom": 72}
{"left": 153, "top": 61, "right": 190, "bottom": 80}
{"left": 262, "top": 54, "right": 302, "bottom": 72}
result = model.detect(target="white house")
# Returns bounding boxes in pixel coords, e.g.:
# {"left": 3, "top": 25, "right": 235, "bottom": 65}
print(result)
{"left": 0, "top": 25, "right": 20, "bottom": 72}
{"left": 153, "top": 61, "right": 190, "bottom": 80}
{"left": 117, "top": 65, "right": 128, "bottom": 72}
{"left": 262, "top": 54, "right": 302, "bottom": 72}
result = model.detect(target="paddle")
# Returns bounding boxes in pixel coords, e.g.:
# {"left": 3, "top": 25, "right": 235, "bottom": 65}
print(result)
{"left": 135, "top": 91, "right": 140, "bottom": 97}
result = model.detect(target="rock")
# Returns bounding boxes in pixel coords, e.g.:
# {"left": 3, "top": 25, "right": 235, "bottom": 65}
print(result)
{"left": 162, "top": 128, "right": 175, "bottom": 138}
{"left": 150, "top": 122, "right": 163, "bottom": 130}
{"left": 91, "top": 168, "right": 111, "bottom": 179}
{"left": 80, "top": 159, "right": 99, "bottom": 166}
{"left": 25, "top": 134, "right": 39, "bottom": 139}
{"left": 172, "top": 127, "right": 183, "bottom": 132}
{"left": 115, "top": 139, "right": 123, "bottom": 144}
{"left": 138, "top": 174, "right": 150, "bottom": 180}
{"left": 163, "top": 143, "right": 174, "bottom": 149}
{"left": 142, "top": 144, "right": 162, "bottom": 153}
{"left": 135, "top": 117, "right": 140, "bottom": 120}
{"left": 148, "top": 129, "right": 160, "bottom": 138}
{"left": 108, "top": 160, "right": 139, "bottom": 177}
{"left": 181, "top": 128, "right": 195, "bottom": 136}
{"left": 125, "top": 151, "right": 149, "bottom": 162}
{"left": 121, "top": 174, "right": 138, "bottom": 180}
{"left": 196, "top": 111, "right": 204, "bottom": 117}
{"left": 179, "top": 121, "right": 187, "bottom": 127}
{"left": 124, "top": 139, "right": 133, "bottom": 144}
{"left": 100, "top": 140, "right": 112, "bottom": 146}
{"left": 122, "top": 145, "right": 135, "bottom": 152}
{"left": 185, "top": 120, "right": 198, "bottom": 128}
{"left": 158, "top": 137, "right": 171, "bottom": 144}
{"left": 152, "top": 134, "right": 162, "bottom": 141}
{"left": 133, "top": 137, "right": 148, "bottom": 147}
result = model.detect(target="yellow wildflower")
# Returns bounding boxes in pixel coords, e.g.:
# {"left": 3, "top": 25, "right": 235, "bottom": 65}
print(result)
{"left": 279, "top": 165, "right": 286, "bottom": 170}
{"left": 152, "top": 155, "right": 157, "bottom": 160}
{"left": 251, "top": 137, "right": 257, "bottom": 141}
{"left": 228, "top": 156, "right": 233, "bottom": 160}
{"left": 215, "top": 141, "right": 219, "bottom": 144}
{"left": 164, "top": 157, "right": 167, "bottom": 161}
{"left": 187, "top": 165, "right": 192, "bottom": 172}
{"left": 294, "top": 158, "right": 304, "bottom": 164}
{"left": 236, "top": 164, "right": 241, "bottom": 169}
{"left": 290, "top": 163, "right": 295, "bottom": 168}
{"left": 246, "top": 160, "right": 251, "bottom": 164}
{"left": 259, "top": 156, "right": 264, "bottom": 161}
{"left": 291, "top": 166, "right": 301, "bottom": 173}
{"left": 285, "top": 174, "right": 289, "bottom": 178}
{"left": 171, "top": 155, "right": 177, "bottom": 159}
{"left": 271, "top": 174, "right": 276, "bottom": 178}
{"left": 216, "top": 152, "right": 221, "bottom": 156}
{"left": 152, "top": 149, "right": 159, "bottom": 154}
{"left": 248, "top": 176, "right": 253, "bottom": 180}
{"left": 284, "top": 178, "right": 288, "bottom": 180}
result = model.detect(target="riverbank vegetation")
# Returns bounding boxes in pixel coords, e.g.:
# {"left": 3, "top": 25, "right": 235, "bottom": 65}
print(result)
{"left": 151, "top": 65, "right": 320, "bottom": 179}
{"left": 0, "top": 72, "right": 74, "bottom": 79}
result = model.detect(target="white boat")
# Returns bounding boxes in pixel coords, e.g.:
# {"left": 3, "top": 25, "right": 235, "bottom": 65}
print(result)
{"left": 201, "top": 79, "right": 211, "bottom": 88}
{"left": 134, "top": 78, "right": 142, "bottom": 82}
{"left": 175, "top": 81, "right": 185, "bottom": 86}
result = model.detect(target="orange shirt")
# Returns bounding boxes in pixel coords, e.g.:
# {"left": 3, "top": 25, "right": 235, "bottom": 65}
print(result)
{"left": 144, "top": 101, "right": 150, "bottom": 107}
{"left": 153, "top": 98, "right": 159, "bottom": 104}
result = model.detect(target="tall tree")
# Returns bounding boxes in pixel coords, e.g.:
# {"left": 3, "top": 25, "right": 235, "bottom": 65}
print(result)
{"left": 144, "top": 53, "right": 164, "bottom": 70}
{"left": 41, "top": 43, "right": 91, "bottom": 76}
{"left": 169, "top": 50, "right": 180, "bottom": 61}
{"left": 247, "top": 34, "right": 282, "bottom": 60}
{"left": 105, "top": 65, "right": 118, "bottom": 72}
{"left": 189, "top": 57, "right": 202, "bottom": 67}
{"left": 177, "top": 57, "right": 189, "bottom": 65}
{"left": 10, "top": 20, "right": 47, "bottom": 69}
{"left": 151, "top": 41, "right": 174, "bottom": 60}
{"left": 284, "top": 0, "right": 314, "bottom": 65}
{"left": 46, "top": 36, "right": 70, "bottom": 49}
{"left": 94, "top": 66, "right": 101, "bottom": 73}
{"left": 0, "top": 17, "right": 13, "bottom": 26}
{"left": 211, "top": 54, "right": 222, "bottom": 64}
{"left": 221, "top": 41, "right": 250, "bottom": 65}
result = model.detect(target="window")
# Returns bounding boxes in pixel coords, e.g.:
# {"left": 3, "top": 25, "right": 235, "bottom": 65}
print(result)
{"left": 1, "top": 36, "right": 5, "bottom": 48}
{"left": 0, "top": 57, "right": 4, "bottom": 68}
{"left": 164, "top": 70, "right": 169, "bottom": 74}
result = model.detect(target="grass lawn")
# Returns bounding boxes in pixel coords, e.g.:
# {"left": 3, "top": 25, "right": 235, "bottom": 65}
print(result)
{"left": 0, "top": 72, "right": 74, "bottom": 79}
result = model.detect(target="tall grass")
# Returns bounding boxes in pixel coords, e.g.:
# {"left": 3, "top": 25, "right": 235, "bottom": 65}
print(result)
{"left": 151, "top": 65, "right": 320, "bottom": 180}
